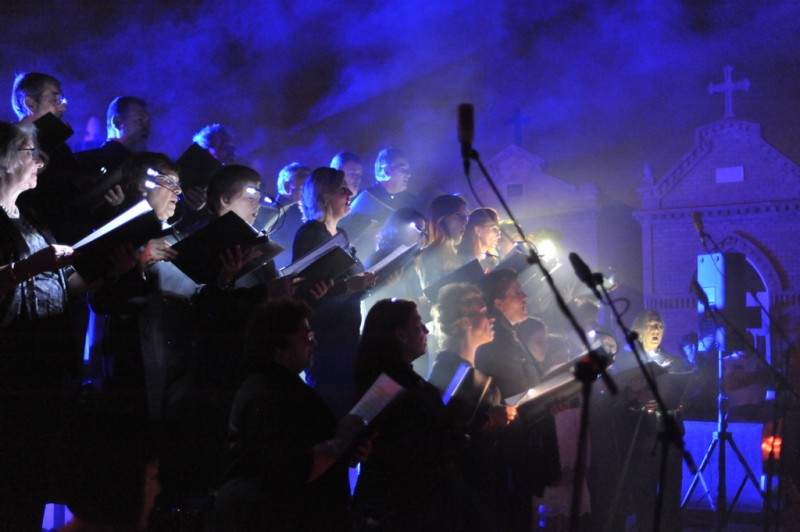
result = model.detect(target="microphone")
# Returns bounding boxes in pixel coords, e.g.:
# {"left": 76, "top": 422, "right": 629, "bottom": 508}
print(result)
{"left": 691, "top": 211, "right": 706, "bottom": 246}
{"left": 568, "top": 252, "right": 602, "bottom": 300}
{"left": 457, "top": 103, "right": 474, "bottom": 176}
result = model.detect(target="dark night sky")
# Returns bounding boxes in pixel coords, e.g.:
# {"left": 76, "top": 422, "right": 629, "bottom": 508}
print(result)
{"left": 3, "top": 0, "right": 799, "bottom": 206}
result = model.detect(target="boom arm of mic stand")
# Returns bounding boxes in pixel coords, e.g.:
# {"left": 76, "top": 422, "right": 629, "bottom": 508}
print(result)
{"left": 470, "top": 149, "right": 617, "bottom": 393}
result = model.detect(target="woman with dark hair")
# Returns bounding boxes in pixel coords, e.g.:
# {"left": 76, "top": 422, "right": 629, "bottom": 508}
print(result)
{"left": 0, "top": 120, "right": 83, "bottom": 529}
{"left": 457, "top": 207, "right": 501, "bottom": 271}
{"left": 216, "top": 298, "right": 369, "bottom": 531}
{"left": 475, "top": 268, "right": 562, "bottom": 531}
{"left": 416, "top": 194, "right": 468, "bottom": 290}
{"left": 293, "top": 166, "right": 375, "bottom": 417}
{"left": 352, "top": 298, "right": 464, "bottom": 531}
{"left": 475, "top": 268, "right": 542, "bottom": 395}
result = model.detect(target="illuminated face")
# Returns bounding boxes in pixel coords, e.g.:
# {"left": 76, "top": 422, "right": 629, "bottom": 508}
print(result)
{"left": 495, "top": 280, "right": 528, "bottom": 325}
{"left": 139, "top": 460, "right": 161, "bottom": 530}
{"left": 208, "top": 133, "right": 236, "bottom": 165}
{"left": 641, "top": 320, "right": 664, "bottom": 352}
{"left": 10, "top": 142, "right": 45, "bottom": 192}
{"left": 328, "top": 184, "right": 353, "bottom": 221}
{"left": 119, "top": 103, "right": 151, "bottom": 152}
{"left": 399, "top": 309, "right": 429, "bottom": 363}
{"left": 443, "top": 209, "right": 469, "bottom": 244}
{"left": 223, "top": 181, "right": 261, "bottom": 225}
{"left": 468, "top": 302, "right": 495, "bottom": 346}
{"left": 341, "top": 160, "right": 363, "bottom": 195}
{"left": 27, "top": 82, "right": 67, "bottom": 121}
{"left": 145, "top": 171, "right": 181, "bottom": 221}
{"left": 381, "top": 157, "right": 411, "bottom": 194}
{"left": 476, "top": 222, "right": 501, "bottom": 253}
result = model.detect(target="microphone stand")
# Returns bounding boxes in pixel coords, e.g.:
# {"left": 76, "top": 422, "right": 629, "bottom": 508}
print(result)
{"left": 692, "top": 230, "right": 797, "bottom": 531}
{"left": 598, "top": 280, "right": 698, "bottom": 532}
{"left": 680, "top": 298, "right": 768, "bottom": 531}
{"left": 464, "top": 148, "right": 616, "bottom": 532}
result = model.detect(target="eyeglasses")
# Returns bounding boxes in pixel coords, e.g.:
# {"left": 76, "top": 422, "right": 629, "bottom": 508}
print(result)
{"left": 145, "top": 168, "right": 182, "bottom": 195}
{"left": 646, "top": 322, "right": 664, "bottom": 331}
{"left": 505, "top": 289, "right": 527, "bottom": 300}
{"left": 17, "top": 147, "right": 43, "bottom": 160}
{"left": 385, "top": 164, "right": 411, "bottom": 174}
{"left": 294, "top": 329, "right": 315, "bottom": 343}
{"left": 243, "top": 186, "right": 263, "bottom": 202}
{"left": 17, "top": 147, "right": 38, "bottom": 155}
{"left": 40, "top": 92, "right": 67, "bottom": 107}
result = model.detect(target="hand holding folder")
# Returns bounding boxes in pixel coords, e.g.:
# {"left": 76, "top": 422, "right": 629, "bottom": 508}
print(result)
{"left": 280, "top": 232, "right": 356, "bottom": 292}
{"left": 171, "top": 211, "right": 283, "bottom": 285}
{"left": 71, "top": 200, "right": 164, "bottom": 281}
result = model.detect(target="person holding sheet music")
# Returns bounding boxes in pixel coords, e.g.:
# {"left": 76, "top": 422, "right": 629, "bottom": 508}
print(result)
{"left": 293, "top": 166, "right": 376, "bottom": 418}
{"left": 457, "top": 207, "right": 501, "bottom": 272}
{"left": 89, "top": 153, "right": 192, "bottom": 426}
{"left": 192, "top": 165, "right": 307, "bottom": 456}
{"left": 216, "top": 298, "right": 371, "bottom": 531}
{"left": 608, "top": 310, "right": 684, "bottom": 532}
{"left": 428, "top": 283, "right": 516, "bottom": 428}
{"left": 0, "top": 120, "right": 84, "bottom": 529}
{"left": 426, "top": 282, "right": 520, "bottom": 532}
{"left": 353, "top": 298, "right": 463, "bottom": 531}
{"left": 363, "top": 207, "right": 427, "bottom": 308}
{"left": 475, "top": 268, "right": 562, "bottom": 531}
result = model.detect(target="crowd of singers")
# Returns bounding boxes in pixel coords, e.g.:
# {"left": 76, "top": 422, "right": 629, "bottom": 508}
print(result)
{"left": 0, "top": 71, "right": 695, "bottom": 531}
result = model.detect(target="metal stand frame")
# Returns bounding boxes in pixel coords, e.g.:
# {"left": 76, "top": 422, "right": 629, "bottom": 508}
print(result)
{"left": 681, "top": 348, "right": 765, "bottom": 530}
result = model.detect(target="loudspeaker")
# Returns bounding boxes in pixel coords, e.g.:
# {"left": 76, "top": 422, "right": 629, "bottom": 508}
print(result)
{"left": 697, "top": 253, "right": 763, "bottom": 353}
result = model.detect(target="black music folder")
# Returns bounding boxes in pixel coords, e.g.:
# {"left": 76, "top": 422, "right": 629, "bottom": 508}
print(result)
{"left": 508, "top": 372, "right": 584, "bottom": 426}
{"left": 175, "top": 143, "right": 222, "bottom": 190}
{"left": 171, "top": 211, "right": 283, "bottom": 285}
{"left": 34, "top": 112, "right": 74, "bottom": 155}
{"left": 337, "top": 213, "right": 379, "bottom": 248}
{"left": 439, "top": 363, "right": 494, "bottom": 431}
{"left": 71, "top": 200, "right": 164, "bottom": 281}
{"left": 366, "top": 243, "right": 420, "bottom": 288}
{"left": 422, "top": 258, "right": 485, "bottom": 302}
{"left": 280, "top": 232, "right": 356, "bottom": 288}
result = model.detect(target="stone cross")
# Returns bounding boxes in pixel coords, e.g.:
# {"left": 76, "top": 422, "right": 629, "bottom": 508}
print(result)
{"left": 708, "top": 65, "right": 750, "bottom": 118}
{"left": 504, "top": 107, "right": 532, "bottom": 145}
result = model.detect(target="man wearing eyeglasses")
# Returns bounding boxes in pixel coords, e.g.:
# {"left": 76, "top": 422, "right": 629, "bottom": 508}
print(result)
{"left": 12, "top": 72, "right": 67, "bottom": 123}
{"left": 11, "top": 72, "right": 80, "bottom": 241}
{"left": 340, "top": 147, "right": 419, "bottom": 250}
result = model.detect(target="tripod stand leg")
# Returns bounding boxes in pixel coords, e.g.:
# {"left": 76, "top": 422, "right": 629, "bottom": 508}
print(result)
{"left": 727, "top": 436, "right": 765, "bottom": 499}
{"left": 681, "top": 435, "right": 719, "bottom": 509}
